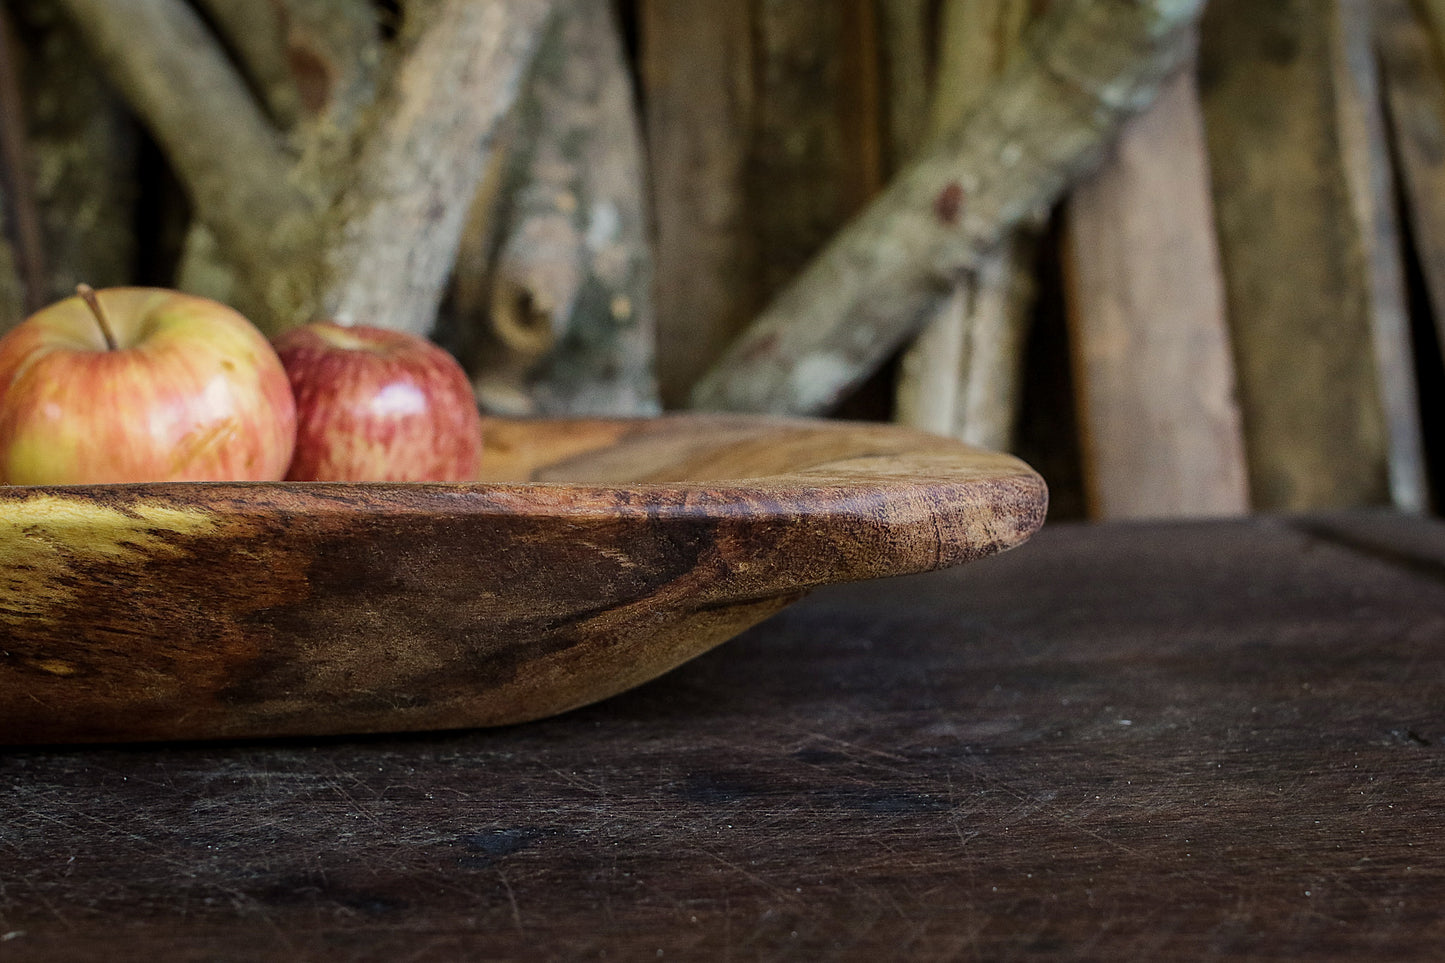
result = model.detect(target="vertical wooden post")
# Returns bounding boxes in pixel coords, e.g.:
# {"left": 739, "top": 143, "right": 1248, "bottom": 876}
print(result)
{"left": 1329, "top": 0, "right": 1426, "bottom": 513}
{"left": 642, "top": 0, "right": 884, "bottom": 409}
{"left": 1378, "top": 0, "right": 1445, "bottom": 369}
{"left": 640, "top": 2, "right": 757, "bottom": 409}
{"left": 750, "top": 0, "right": 884, "bottom": 304}
{"left": 1200, "top": 0, "right": 1422, "bottom": 511}
{"left": 875, "top": 0, "right": 933, "bottom": 172}
{"left": 1064, "top": 67, "right": 1250, "bottom": 519}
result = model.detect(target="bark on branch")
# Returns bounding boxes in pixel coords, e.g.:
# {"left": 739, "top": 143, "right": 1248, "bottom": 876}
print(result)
{"left": 319, "top": 0, "right": 551, "bottom": 334}
{"left": 55, "top": 0, "right": 306, "bottom": 258}
{"left": 57, "top": 0, "right": 552, "bottom": 337}
{"left": 450, "top": 0, "right": 658, "bottom": 415}
{"left": 191, "top": 0, "right": 379, "bottom": 131}
{"left": 690, "top": 0, "right": 1205, "bottom": 415}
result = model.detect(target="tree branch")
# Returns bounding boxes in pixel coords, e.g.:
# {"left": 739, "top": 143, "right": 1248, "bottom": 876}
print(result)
{"left": 493, "top": 0, "right": 660, "bottom": 415}
{"left": 174, "top": 0, "right": 383, "bottom": 316}
{"left": 56, "top": 0, "right": 307, "bottom": 260}
{"left": 443, "top": 0, "right": 660, "bottom": 417}
{"left": 192, "top": 0, "right": 380, "bottom": 132}
{"left": 690, "top": 0, "right": 1204, "bottom": 415}
{"left": 318, "top": 0, "right": 554, "bottom": 335}
{"left": 190, "top": 0, "right": 302, "bottom": 128}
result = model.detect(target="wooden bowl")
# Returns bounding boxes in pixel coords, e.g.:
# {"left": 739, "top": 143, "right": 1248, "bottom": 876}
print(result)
{"left": 0, "top": 415, "right": 1046, "bottom": 744}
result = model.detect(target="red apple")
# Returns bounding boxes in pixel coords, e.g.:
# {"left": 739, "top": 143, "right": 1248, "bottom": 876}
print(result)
{"left": 273, "top": 322, "right": 483, "bottom": 482}
{"left": 0, "top": 286, "right": 296, "bottom": 485}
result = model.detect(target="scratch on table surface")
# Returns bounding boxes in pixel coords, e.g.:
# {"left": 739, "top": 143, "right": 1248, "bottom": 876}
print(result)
{"left": 9, "top": 773, "right": 306, "bottom": 924}
{"left": 324, "top": 771, "right": 389, "bottom": 834}
{"left": 881, "top": 886, "right": 919, "bottom": 929}
{"left": 695, "top": 847, "right": 800, "bottom": 906}
{"left": 21, "top": 806, "right": 165, "bottom": 861}
{"left": 86, "top": 760, "right": 177, "bottom": 793}
{"left": 498, "top": 868, "right": 524, "bottom": 934}
{"left": 775, "top": 725, "right": 912, "bottom": 766}
{"left": 944, "top": 774, "right": 984, "bottom": 850}
{"left": 545, "top": 766, "right": 610, "bottom": 796}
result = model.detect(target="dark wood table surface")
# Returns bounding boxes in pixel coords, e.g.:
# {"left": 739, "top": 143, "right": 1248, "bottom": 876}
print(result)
{"left": 3, "top": 512, "right": 1444, "bottom": 960}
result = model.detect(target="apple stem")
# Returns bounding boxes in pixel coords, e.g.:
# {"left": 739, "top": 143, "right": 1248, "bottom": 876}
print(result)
{"left": 76, "top": 283, "right": 119, "bottom": 351}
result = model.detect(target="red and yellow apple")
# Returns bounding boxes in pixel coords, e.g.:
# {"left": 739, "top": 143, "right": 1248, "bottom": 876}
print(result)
{"left": 0, "top": 286, "right": 296, "bottom": 485}
{"left": 273, "top": 321, "right": 482, "bottom": 482}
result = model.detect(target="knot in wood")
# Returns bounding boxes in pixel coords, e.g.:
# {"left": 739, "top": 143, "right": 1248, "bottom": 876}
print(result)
{"left": 934, "top": 182, "right": 966, "bottom": 226}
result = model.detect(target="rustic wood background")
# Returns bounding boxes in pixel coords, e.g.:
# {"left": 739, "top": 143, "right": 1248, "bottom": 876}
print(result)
{"left": 2, "top": 0, "right": 1444, "bottom": 520}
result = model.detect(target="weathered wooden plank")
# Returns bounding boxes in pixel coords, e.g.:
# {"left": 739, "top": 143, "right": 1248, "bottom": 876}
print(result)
{"left": 643, "top": 0, "right": 883, "bottom": 408}
{"left": 1200, "top": 0, "right": 1419, "bottom": 511}
{"left": 1063, "top": 67, "right": 1250, "bottom": 519}
{"left": 4, "top": 514, "right": 1445, "bottom": 958}
{"left": 875, "top": 0, "right": 933, "bottom": 171}
{"left": 639, "top": 1, "right": 757, "bottom": 408}
{"left": 1378, "top": 0, "right": 1445, "bottom": 371}
{"left": 751, "top": 0, "right": 883, "bottom": 301}
{"left": 1329, "top": 0, "right": 1427, "bottom": 513}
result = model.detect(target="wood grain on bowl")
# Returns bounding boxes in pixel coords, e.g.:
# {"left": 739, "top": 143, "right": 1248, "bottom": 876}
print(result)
{"left": 0, "top": 415, "right": 1046, "bottom": 744}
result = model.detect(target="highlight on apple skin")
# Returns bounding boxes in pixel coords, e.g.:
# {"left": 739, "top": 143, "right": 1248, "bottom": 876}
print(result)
{"left": 0, "top": 287, "right": 297, "bottom": 485}
{"left": 273, "top": 321, "right": 483, "bottom": 483}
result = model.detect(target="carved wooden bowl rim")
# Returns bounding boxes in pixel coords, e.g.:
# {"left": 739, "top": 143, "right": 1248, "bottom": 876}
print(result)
{"left": 0, "top": 414, "right": 1049, "bottom": 744}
